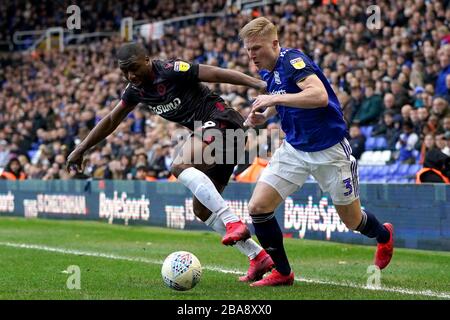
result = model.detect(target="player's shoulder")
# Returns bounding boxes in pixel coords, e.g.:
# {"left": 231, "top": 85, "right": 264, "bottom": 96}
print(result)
{"left": 281, "top": 47, "right": 309, "bottom": 59}
{"left": 152, "top": 59, "right": 175, "bottom": 73}
{"left": 122, "top": 82, "right": 134, "bottom": 95}
{"left": 281, "top": 48, "right": 314, "bottom": 72}
{"left": 154, "top": 59, "right": 194, "bottom": 76}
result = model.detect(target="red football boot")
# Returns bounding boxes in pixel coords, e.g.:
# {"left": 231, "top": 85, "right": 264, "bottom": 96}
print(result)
{"left": 374, "top": 223, "right": 394, "bottom": 270}
{"left": 222, "top": 221, "right": 251, "bottom": 245}
{"left": 250, "top": 269, "right": 294, "bottom": 287}
{"left": 239, "top": 249, "right": 274, "bottom": 282}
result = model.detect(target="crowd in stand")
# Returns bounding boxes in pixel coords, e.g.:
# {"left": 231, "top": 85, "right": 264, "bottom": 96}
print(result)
{"left": 0, "top": 0, "right": 449, "bottom": 182}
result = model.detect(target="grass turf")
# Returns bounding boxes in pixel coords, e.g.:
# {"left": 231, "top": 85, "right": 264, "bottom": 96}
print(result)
{"left": 0, "top": 217, "right": 449, "bottom": 300}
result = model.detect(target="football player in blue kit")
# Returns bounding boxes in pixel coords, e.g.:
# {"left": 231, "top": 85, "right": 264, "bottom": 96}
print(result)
{"left": 240, "top": 17, "right": 394, "bottom": 287}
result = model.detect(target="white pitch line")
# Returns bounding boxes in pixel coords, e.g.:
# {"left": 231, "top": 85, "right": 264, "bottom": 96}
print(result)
{"left": 1, "top": 241, "right": 449, "bottom": 299}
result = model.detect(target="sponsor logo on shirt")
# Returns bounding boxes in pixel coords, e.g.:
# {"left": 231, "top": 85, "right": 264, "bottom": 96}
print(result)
{"left": 148, "top": 97, "right": 181, "bottom": 114}
{"left": 174, "top": 61, "right": 190, "bottom": 72}
{"left": 290, "top": 57, "right": 306, "bottom": 69}
{"left": 270, "top": 89, "right": 286, "bottom": 95}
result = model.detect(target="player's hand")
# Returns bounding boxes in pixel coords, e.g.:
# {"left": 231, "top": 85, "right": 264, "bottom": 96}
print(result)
{"left": 66, "top": 148, "right": 86, "bottom": 173}
{"left": 251, "top": 94, "right": 276, "bottom": 113}
{"left": 256, "top": 80, "right": 267, "bottom": 94}
{"left": 244, "top": 111, "right": 266, "bottom": 128}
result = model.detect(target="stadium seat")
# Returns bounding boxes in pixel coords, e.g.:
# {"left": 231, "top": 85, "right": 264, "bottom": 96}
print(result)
{"left": 359, "top": 150, "right": 392, "bottom": 165}
{"left": 374, "top": 137, "right": 387, "bottom": 150}
{"left": 388, "top": 162, "right": 401, "bottom": 175}
{"left": 408, "top": 164, "right": 422, "bottom": 176}
{"left": 412, "top": 149, "right": 420, "bottom": 162}
{"left": 381, "top": 150, "right": 391, "bottom": 163}
{"left": 359, "top": 151, "right": 373, "bottom": 165}
{"left": 360, "top": 126, "right": 373, "bottom": 138}
{"left": 365, "top": 137, "right": 377, "bottom": 151}
{"left": 396, "top": 164, "right": 411, "bottom": 177}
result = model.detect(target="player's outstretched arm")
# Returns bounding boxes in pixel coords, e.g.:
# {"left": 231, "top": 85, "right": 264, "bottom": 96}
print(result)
{"left": 251, "top": 74, "right": 328, "bottom": 113}
{"left": 66, "top": 100, "right": 136, "bottom": 172}
{"left": 276, "top": 74, "right": 328, "bottom": 108}
{"left": 198, "top": 64, "right": 266, "bottom": 91}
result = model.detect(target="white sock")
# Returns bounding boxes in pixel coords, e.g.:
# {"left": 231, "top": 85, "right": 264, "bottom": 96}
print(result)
{"left": 205, "top": 213, "right": 262, "bottom": 260}
{"left": 178, "top": 167, "right": 239, "bottom": 225}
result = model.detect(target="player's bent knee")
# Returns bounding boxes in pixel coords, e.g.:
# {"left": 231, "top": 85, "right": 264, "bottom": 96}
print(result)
{"left": 248, "top": 201, "right": 275, "bottom": 215}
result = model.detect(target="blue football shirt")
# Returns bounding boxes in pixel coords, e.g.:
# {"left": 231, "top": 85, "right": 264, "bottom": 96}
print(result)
{"left": 259, "top": 48, "right": 348, "bottom": 152}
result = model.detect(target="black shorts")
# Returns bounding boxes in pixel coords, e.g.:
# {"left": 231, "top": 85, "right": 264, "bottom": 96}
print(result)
{"left": 192, "top": 106, "right": 246, "bottom": 186}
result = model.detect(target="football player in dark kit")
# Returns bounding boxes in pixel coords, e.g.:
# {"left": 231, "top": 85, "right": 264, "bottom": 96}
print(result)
{"left": 66, "top": 43, "right": 275, "bottom": 282}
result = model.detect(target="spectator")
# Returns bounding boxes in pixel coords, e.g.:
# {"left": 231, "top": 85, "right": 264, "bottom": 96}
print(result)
{"left": 443, "top": 115, "right": 450, "bottom": 133}
{"left": 409, "top": 109, "right": 422, "bottom": 135}
{"left": 436, "top": 133, "right": 450, "bottom": 157}
{"left": 401, "top": 104, "right": 413, "bottom": 123}
{"left": 391, "top": 80, "right": 412, "bottom": 111}
{"left": 419, "top": 133, "right": 435, "bottom": 165}
{"left": 371, "top": 111, "right": 400, "bottom": 150}
{"left": 343, "top": 84, "right": 362, "bottom": 124}
{"left": 92, "top": 154, "right": 113, "bottom": 179}
{"left": 349, "top": 124, "right": 366, "bottom": 160}
{"left": 0, "top": 157, "right": 26, "bottom": 180}
{"left": 435, "top": 46, "right": 450, "bottom": 96}
{"left": 148, "top": 144, "right": 170, "bottom": 178}
{"left": 382, "top": 92, "right": 396, "bottom": 113}
{"left": 42, "top": 162, "right": 63, "bottom": 180}
{"left": 413, "top": 86, "right": 426, "bottom": 108}
{"left": 416, "top": 139, "right": 450, "bottom": 184}
{"left": 135, "top": 165, "right": 157, "bottom": 181}
{"left": 431, "top": 97, "right": 449, "bottom": 119}
{"left": 444, "top": 74, "right": 450, "bottom": 103}
{"left": 119, "top": 155, "right": 133, "bottom": 179}
{"left": 353, "top": 82, "right": 383, "bottom": 126}
{"left": 0, "top": 139, "right": 10, "bottom": 167}
{"left": 395, "top": 121, "right": 419, "bottom": 164}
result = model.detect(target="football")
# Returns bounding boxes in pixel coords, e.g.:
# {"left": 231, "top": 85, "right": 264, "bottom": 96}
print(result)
{"left": 161, "top": 251, "right": 202, "bottom": 291}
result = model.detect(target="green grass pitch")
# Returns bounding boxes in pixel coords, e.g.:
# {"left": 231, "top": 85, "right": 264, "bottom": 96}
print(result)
{"left": 0, "top": 217, "right": 449, "bottom": 300}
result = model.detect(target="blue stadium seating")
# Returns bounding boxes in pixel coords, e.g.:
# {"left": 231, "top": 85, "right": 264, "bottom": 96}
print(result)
{"left": 360, "top": 126, "right": 373, "bottom": 138}
{"left": 408, "top": 164, "right": 422, "bottom": 176}
{"left": 374, "top": 137, "right": 387, "bottom": 150}
{"left": 365, "top": 137, "right": 377, "bottom": 151}
{"left": 358, "top": 163, "right": 423, "bottom": 183}
{"left": 365, "top": 136, "right": 388, "bottom": 151}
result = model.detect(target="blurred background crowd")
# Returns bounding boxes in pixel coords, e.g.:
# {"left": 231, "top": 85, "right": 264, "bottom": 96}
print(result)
{"left": 0, "top": 0, "right": 449, "bottom": 183}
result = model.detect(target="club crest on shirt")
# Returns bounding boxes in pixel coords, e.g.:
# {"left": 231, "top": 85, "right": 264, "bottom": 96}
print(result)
{"left": 174, "top": 61, "right": 190, "bottom": 72}
{"left": 290, "top": 57, "right": 306, "bottom": 69}
{"left": 274, "top": 71, "right": 282, "bottom": 84}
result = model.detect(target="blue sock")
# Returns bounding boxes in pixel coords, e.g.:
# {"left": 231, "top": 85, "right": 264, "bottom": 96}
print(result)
{"left": 251, "top": 212, "right": 291, "bottom": 276}
{"left": 356, "top": 210, "right": 390, "bottom": 243}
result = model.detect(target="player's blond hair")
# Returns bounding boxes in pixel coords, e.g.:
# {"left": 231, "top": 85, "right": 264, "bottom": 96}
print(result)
{"left": 239, "top": 17, "right": 278, "bottom": 40}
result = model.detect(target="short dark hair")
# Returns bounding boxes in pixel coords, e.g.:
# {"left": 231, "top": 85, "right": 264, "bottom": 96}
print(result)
{"left": 384, "top": 110, "right": 395, "bottom": 117}
{"left": 117, "top": 43, "right": 147, "bottom": 64}
{"left": 403, "top": 120, "right": 414, "bottom": 129}
{"left": 136, "top": 165, "right": 148, "bottom": 172}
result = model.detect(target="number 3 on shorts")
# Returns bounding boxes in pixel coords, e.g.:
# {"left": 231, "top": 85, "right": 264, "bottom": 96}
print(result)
{"left": 343, "top": 178, "right": 353, "bottom": 196}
